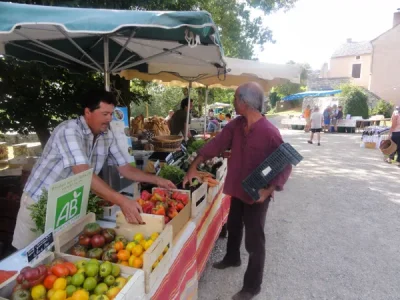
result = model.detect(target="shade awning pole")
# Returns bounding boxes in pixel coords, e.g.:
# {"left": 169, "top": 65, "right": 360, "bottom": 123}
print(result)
{"left": 204, "top": 87, "right": 209, "bottom": 134}
{"left": 104, "top": 36, "right": 110, "bottom": 91}
{"left": 185, "top": 82, "right": 192, "bottom": 141}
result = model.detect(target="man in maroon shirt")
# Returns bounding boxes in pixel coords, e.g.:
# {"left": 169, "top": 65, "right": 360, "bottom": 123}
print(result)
{"left": 184, "top": 82, "right": 292, "bottom": 300}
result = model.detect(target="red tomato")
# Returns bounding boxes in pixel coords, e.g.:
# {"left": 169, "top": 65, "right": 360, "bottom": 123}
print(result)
{"left": 43, "top": 274, "right": 57, "bottom": 290}
{"left": 63, "top": 262, "right": 77, "bottom": 276}
{"left": 50, "top": 264, "right": 69, "bottom": 277}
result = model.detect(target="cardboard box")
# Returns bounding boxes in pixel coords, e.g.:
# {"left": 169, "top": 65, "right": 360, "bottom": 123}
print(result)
{"left": 0, "top": 252, "right": 145, "bottom": 300}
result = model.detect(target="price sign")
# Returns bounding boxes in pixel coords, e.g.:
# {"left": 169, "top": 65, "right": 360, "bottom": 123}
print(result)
{"left": 180, "top": 143, "right": 188, "bottom": 154}
{"left": 26, "top": 230, "right": 54, "bottom": 264}
{"left": 154, "top": 160, "right": 161, "bottom": 175}
{"left": 165, "top": 153, "right": 174, "bottom": 165}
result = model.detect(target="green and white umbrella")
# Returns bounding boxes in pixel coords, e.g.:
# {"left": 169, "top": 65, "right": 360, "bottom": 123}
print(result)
{"left": 0, "top": 2, "right": 226, "bottom": 139}
{"left": 0, "top": 2, "right": 225, "bottom": 88}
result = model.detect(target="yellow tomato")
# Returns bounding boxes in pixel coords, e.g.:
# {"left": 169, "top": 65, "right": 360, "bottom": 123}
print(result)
{"left": 31, "top": 284, "right": 46, "bottom": 300}
{"left": 128, "top": 255, "right": 137, "bottom": 267}
{"left": 150, "top": 232, "right": 159, "bottom": 241}
{"left": 132, "top": 257, "right": 143, "bottom": 269}
{"left": 140, "top": 253, "right": 144, "bottom": 260}
{"left": 140, "top": 240, "right": 146, "bottom": 248}
{"left": 133, "top": 233, "right": 144, "bottom": 243}
{"left": 47, "top": 289, "right": 56, "bottom": 299}
{"left": 144, "top": 240, "right": 153, "bottom": 250}
{"left": 53, "top": 277, "right": 67, "bottom": 290}
{"left": 131, "top": 245, "right": 143, "bottom": 257}
{"left": 106, "top": 287, "right": 121, "bottom": 300}
{"left": 71, "top": 290, "right": 89, "bottom": 300}
{"left": 50, "top": 290, "right": 67, "bottom": 300}
{"left": 125, "top": 242, "right": 137, "bottom": 253}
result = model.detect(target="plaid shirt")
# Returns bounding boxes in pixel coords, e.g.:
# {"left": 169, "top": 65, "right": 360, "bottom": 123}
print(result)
{"left": 24, "top": 116, "right": 129, "bottom": 201}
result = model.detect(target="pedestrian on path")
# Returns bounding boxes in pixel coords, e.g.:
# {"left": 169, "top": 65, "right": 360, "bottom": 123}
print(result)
{"left": 387, "top": 106, "right": 400, "bottom": 165}
{"left": 308, "top": 107, "right": 323, "bottom": 146}
{"left": 303, "top": 105, "right": 311, "bottom": 132}
{"left": 183, "top": 82, "right": 292, "bottom": 300}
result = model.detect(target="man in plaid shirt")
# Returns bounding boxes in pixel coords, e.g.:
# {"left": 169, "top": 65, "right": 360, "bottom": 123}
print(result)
{"left": 13, "top": 89, "right": 175, "bottom": 250}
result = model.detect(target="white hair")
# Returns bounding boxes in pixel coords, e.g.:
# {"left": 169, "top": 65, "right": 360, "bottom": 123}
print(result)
{"left": 237, "top": 83, "right": 264, "bottom": 112}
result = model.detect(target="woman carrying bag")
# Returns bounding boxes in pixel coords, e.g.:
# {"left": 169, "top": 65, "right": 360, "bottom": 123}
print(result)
{"left": 387, "top": 106, "right": 400, "bottom": 165}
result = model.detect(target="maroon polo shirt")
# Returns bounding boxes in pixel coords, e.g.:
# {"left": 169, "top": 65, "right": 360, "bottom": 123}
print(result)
{"left": 198, "top": 116, "right": 292, "bottom": 204}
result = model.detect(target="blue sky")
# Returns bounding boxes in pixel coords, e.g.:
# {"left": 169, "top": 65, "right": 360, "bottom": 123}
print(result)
{"left": 254, "top": 0, "right": 399, "bottom": 70}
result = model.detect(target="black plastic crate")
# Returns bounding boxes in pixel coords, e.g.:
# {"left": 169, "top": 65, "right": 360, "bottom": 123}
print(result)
{"left": 242, "top": 143, "right": 303, "bottom": 200}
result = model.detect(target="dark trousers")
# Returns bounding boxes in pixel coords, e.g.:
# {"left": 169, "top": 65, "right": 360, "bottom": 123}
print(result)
{"left": 390, "top": 132, "right": 400, "bottom": 162}
{"left": 224, "top": 197, "right": 270, "bottom": 293}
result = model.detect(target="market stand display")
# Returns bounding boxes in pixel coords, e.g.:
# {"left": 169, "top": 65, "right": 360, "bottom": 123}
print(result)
{"left": 0, "top": 136, "right": 229, "bottom": 299}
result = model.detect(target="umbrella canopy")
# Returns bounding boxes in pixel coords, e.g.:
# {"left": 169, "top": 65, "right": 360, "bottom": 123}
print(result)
{"left": 120, "top": 57, "right": 302, "bottom": 92}
{"left": 0, "top": 2, "right": 226, "bottom": 86}
{"left": 208, "top": 102, "right": 231, "bottom": 109}
{"left": 283, "top": 89, "right": 342, "bottom": 101}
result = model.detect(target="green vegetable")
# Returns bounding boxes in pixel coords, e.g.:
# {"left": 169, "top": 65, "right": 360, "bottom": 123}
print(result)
{"left": 29, "top": 190, "right": 104, "bottom": 233}
{"left": 188, "top": 139, "right": 207, "bottom": 154}
{"left": 158, "top": 165, "right": 185, "bottom": 185}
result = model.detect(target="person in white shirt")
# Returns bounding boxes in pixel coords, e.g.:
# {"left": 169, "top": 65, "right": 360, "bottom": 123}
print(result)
{"left": 308, "top": 107, "right": 323, "bottom": 146}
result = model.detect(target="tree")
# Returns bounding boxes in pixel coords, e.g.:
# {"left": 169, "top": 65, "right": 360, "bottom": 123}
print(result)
{"left": 269, "top": 91, "right": 280, "bottom": 108}
{"left": 370, "top": 99, "right": 394, "bottom": 118}
{"left": 0, "top": 57, "right": 104, "bottom": 146}
{"left": 340, "top": 84, "right": 369, "bottom": 119}
{"left": 274, "top": 61, "right": 310, "bottom": 98}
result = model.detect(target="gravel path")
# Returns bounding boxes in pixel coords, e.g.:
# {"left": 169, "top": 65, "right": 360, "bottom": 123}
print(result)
{"left": 198, "top": 129, "right": 400, "bottom": 300}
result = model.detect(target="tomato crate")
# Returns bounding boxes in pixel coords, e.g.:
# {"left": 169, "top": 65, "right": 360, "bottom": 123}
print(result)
{"left": 115, "top": 213, "right": 173, "bottom": 294}
{"left": 54, "top": 212, "right": 172, "bottom": 295}
{"left": 0, "top": 252, "right": 145, "bottom": 300}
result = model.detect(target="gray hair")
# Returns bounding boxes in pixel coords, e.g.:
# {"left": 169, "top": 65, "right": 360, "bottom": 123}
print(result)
{"left": 237, "top": 82, "right": 264, "bottom": 112}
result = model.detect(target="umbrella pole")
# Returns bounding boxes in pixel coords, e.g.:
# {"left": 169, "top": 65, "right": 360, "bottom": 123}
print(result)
{"left": 204, "top": 87, "right": 209, "bottom": 135}
{"left": 185, "top": 82, "right": 192, "bottom": 141}
{"left": 104, "top": 36, "right": 110, "bottom": 91}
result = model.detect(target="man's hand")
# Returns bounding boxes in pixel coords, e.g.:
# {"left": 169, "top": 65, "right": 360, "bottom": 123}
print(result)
{"left": 120, "top": 198, "right": 144, "bottom": 224}
{"left": 256, "top": 186, "right": 275, "bottom": 203}
{"left": 156, "top": 177, "right": 176, "bottom": 190}
{"left": 183, "top": 167, "right": 198, "bottom": 187}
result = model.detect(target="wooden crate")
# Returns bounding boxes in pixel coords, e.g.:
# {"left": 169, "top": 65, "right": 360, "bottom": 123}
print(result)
{"left": 102, "top": 204, "right": 120, "bottom": 218}
{"left": 115, "top": 215, "right": 173, "bottom": 293}
{"left": 0, "top": 252, "right": 145, "bottom": 300}
{"left": 191, "top": 182, "right": 208, "bottom": 218}
{"left": 207, "top": 159, "right": 227, "bottom": 204}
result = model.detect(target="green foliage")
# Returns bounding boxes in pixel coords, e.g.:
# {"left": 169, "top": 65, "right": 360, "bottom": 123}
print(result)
{"left": 274, "top": 61, "right": 310, "bottom": 98}
{"left": 0, "top": 57, "right": 103, "bottom": 146}
{"left": 269, "top": 91, "right": 281, "bottom": 108}
{"left": 370, "top": 99, "right": 394, "bottom": 118}
{"left": 340, "top": 84, "right": 369, "bottom": 119}
{"left": 159, "top": 165, "right": 185, "bottom": 185}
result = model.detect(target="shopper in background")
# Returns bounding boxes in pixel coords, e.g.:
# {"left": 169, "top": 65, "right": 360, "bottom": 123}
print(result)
{"left": 323, "top": 106, "right": 331, "bottom": 132}
{"left": 164, "top": 110, "right": 174, "bottom": 127}
{"left": 334, "top": 105, "right": 344, "bottom": 132}
{"left": 183, "top": 82, "right": 292, "bottom": 300}
{"left": 387, "top": 106, "right": 400, "bottom": 165}
{"left": 303, "top": 105, "right": 311, "bottom": 132}
{"left": 308, "top": 106, "right": 323, "bottom": 146}
{"left": 169, "top": 97, "right": 193, "bottom": 137}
